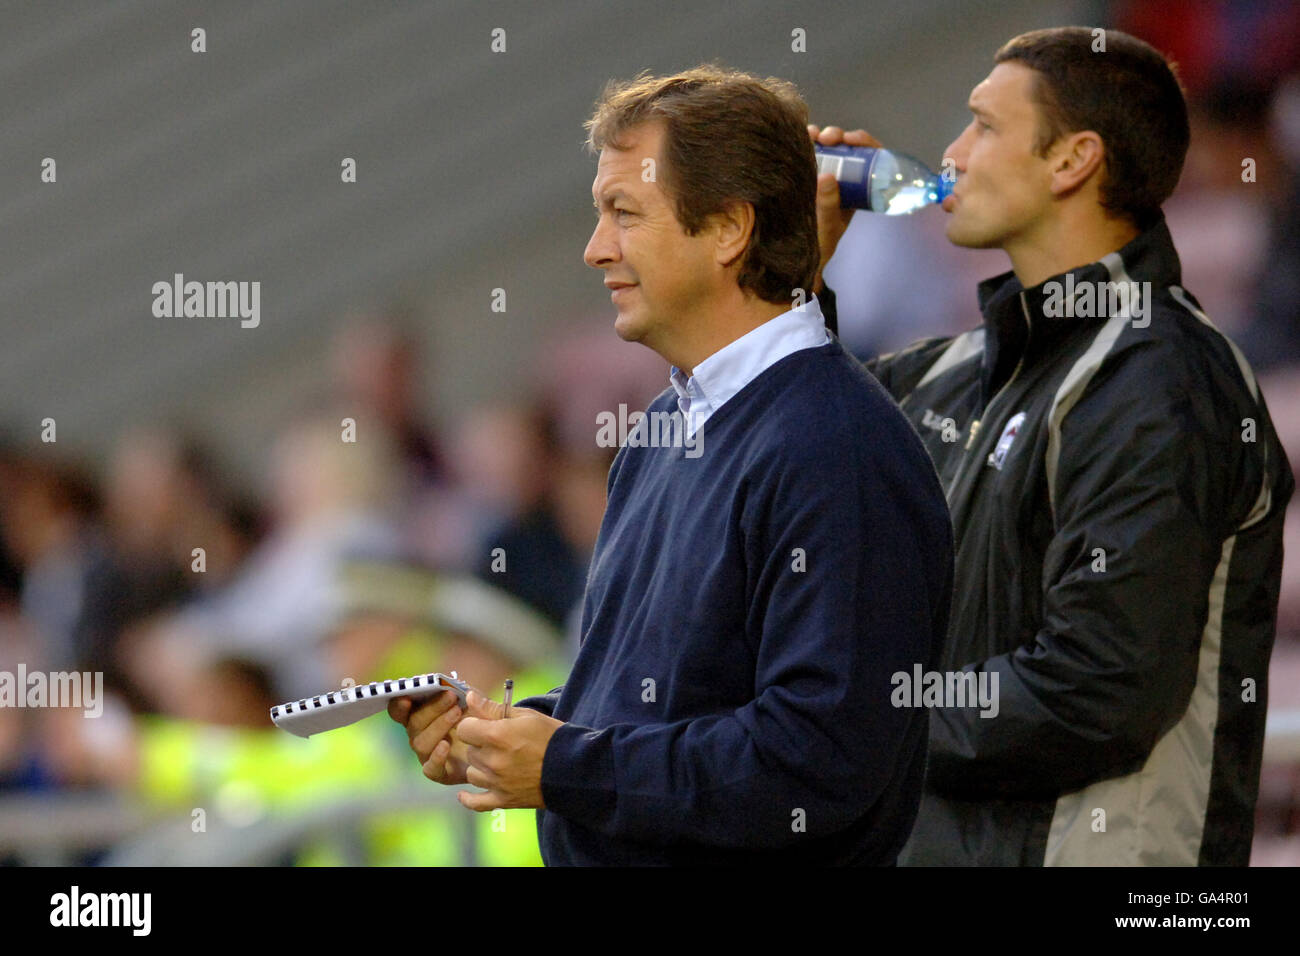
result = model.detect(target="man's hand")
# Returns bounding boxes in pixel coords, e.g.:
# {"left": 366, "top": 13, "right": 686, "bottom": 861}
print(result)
{"left": 455, "top": 689, "right": 564, "bottom": 812}
{"left": 807, "top": 124, "right": 882, "bottom": 293}
{"left": 388, "top": 689, "right": 469, "bottom": 785}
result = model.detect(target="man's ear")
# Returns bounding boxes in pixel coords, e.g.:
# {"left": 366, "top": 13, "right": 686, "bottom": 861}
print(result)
{"left": 1048, "top": 130, "right": 1106, "bottom": 198}
{"left": 712, "top": 200, "right": 756, "bottom": 269}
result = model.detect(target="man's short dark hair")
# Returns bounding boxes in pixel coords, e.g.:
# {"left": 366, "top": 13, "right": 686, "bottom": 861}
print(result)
{"left": 995, "top": 27, "right": 1190, "bottom": 229}
{"left": 584, "top": 63, "right": 820, "bottom": 305}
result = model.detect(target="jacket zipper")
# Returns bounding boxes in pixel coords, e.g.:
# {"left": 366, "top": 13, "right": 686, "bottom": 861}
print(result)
{"left": 948, "top": 293, "right": 1034, "bottom": 494}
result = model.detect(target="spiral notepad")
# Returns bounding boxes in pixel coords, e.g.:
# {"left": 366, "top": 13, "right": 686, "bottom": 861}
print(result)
{"left": 270, "top": 672, "right": 470, "bottom": 738}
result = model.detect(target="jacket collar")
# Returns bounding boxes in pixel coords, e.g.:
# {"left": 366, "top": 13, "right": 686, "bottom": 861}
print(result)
{"left": 971, "top": 214, "right": 1184, "bottom": 404}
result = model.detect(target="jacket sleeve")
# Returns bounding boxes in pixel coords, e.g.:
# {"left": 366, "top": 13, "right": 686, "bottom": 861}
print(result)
{"left": 536, "top": 408, "right": 948, "bottom": 848}
{"left": 822, "top": 281, "right": 960, "bottom": 404}
{"left": 924, "top": 339, "right": 1257, "bottom": 799}
{"left": 514, "top": 687, "right": 563, "bottom": 718}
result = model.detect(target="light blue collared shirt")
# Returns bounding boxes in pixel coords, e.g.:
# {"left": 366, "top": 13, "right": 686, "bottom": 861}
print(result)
{"left": 669, "top": 295, "right": 832, "bottom": 437}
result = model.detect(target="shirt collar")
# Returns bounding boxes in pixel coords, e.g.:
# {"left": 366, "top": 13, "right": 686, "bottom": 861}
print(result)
{"left": 669, "top": 295, "right": 830, "bottom": 411}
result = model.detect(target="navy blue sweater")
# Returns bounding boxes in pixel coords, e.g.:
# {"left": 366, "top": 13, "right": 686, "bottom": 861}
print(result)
{"left": 516, "top": 339, "right": 953, "bottom": 865}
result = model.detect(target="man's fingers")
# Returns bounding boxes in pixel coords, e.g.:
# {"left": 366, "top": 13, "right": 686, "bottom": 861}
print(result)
{"left": 404, "top": 689, "right": 459, "bottom": 736}
{"left": 465, "top": 762, "right": 497, "bottom": 791}
{"left": 410, "top": 701, "right": 464, "bottom": 760}
{"left": 458, "top": 788, "right": 503, "bottom": 813}
{"left": 818, "top": 173, "right": 848, "bottom": 220}
{"left": 810, "top": 125, "right": 883, "bottom": 149}
{"left": 421, "top": 739, "right": 451, "bottom": 782}
{"left": 456, "top": 715, "right": 496, "bottom": 747}
{"left": 387, "top": 696, "right": 412, "bottom": 724}
{"left": 465, "top": 689, "right": 505, "bottom": 720}
{"left": 843, "top": 128, "right": 883, "bottom": 148}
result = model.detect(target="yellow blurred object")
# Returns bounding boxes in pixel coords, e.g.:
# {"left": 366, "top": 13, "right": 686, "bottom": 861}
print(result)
{"left": 135, "top": 714, "right": 392, "bottom": 810}
{"left": 370, "top": 625, "right": 445, "bottom": 687}
{"left": 131, "top": 649, "right": 567, "bottom": 865}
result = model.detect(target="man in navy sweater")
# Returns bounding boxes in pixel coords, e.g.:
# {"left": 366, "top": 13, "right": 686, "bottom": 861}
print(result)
{"left": 389, "top": 65, "right": 954, "bottom": 865}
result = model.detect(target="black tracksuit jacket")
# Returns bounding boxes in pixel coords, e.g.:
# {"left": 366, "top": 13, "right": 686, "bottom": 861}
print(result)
{"left": 822, "top": 215, "right": 1293, "bottom": 865}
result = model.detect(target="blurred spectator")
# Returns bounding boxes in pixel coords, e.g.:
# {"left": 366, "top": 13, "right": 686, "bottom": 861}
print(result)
{"left": 0, "top": 611, "right": 53, "bottom": 796}
{"left": 469, "top": 406, "right": 585, "bottom": 631}
{"left": 1162, "top": 78, "right": 1276, "bottom": 341}
{"left": 0, "top": 446, "right": 24, "bottom": 608}
{"left": 0, "top": 454, "right": 106, "bottom": 672}
{"left": 331, "top": 311, "right": 446, "bottom": 495}
{"left": 534, "top": 315, "right": 677, "bottom": 458}
{"left": 129, "top": 412, "right": 405, "bottom": 703}
{"left": 1112, "top": 0, "right": 1300, "bottom": 366}
{"left": 1241, "top": 75, "right": 1300, "bottom": 373}
{"left": 1111, "top": 0, "right": 1300, "bottom": 101}
{"left": 457, "top": 319, "right": 668, "bottom": 643}
{"left": 72, "top": 427, "right": 262, "bottom": 709}
{"left": 331, "top": 310, "right": 493, "bottom": 571}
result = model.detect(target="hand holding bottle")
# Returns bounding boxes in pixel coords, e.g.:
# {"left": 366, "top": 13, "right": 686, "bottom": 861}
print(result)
{"left": 807, "top": 125, "right": 882, "bottom": 293}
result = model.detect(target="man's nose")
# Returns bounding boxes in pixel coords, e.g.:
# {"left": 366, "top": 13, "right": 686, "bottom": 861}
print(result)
{"left": 584, "top": 218, "right": 618, "bottom": 270}
{"left": 942, "top": 131, "right": 968, "bottom": 175}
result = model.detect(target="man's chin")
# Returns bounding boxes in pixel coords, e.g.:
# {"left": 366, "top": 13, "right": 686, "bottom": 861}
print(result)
{"left": 945, "top": 218, "right": 1002, "bottom": 250}
{"left": 612, "top": 311, "right": 645, "bottom": 343}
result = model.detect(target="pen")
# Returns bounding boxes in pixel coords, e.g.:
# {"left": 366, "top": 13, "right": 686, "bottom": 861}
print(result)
{"left": 503, "top": 678, "right": 513, "bottom": 718}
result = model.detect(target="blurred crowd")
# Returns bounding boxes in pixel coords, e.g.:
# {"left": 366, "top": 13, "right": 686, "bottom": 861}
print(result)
{"left": 0, "top": 308, "right": 667, "bottom": 864}
{"left": 2, "top": 0, "right": 1299, "bottom": 864}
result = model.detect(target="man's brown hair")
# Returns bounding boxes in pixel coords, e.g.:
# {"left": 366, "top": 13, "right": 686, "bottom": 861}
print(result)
{"left": 995, "top": 27, "right": 1190, "bottom": 229}
{"left": 585, "top": 63, "right": 820, "bottom": 305}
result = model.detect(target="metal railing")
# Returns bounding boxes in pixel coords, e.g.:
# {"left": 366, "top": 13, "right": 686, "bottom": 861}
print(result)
{"left": 100, "top": 786, "right": 479, "bottom": 867}
{"left": 3, "top": 709, "right": 1299, "bottom": 866}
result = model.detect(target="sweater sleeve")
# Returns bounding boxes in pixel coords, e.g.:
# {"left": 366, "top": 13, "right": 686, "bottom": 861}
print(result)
{"left": 514, "top": 687, "right": 564, "bottom": 719}
{"left": 537, "top": 405, "right": 949, "bottom": 848}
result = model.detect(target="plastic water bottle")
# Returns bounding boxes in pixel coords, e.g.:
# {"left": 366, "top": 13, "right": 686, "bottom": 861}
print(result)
{"left": 814, "top": 144, "right": 953, "bottom": 214}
